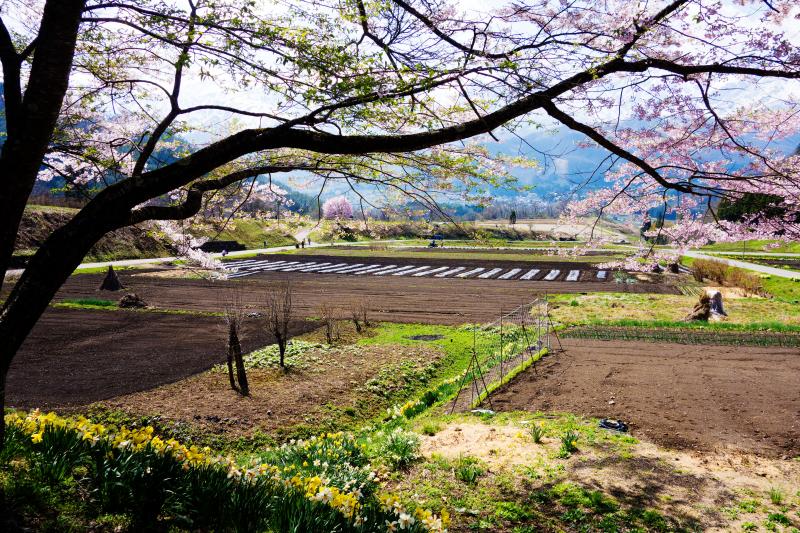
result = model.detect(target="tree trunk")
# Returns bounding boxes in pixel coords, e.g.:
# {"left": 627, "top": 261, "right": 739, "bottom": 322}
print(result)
{"left": 278, "top": 338, "right": 286, "bottom": 369}
{"left": 0, "top": 207, "right": 118, "bottom": 450}
{"left": 226, "top": 332, "right": 237, "bottom": 392}
{"left": 228, "top": 323, "right": 248, "bottom": 395}
{"left": 0, "top": 0, "right": 86, "bottom": 292}
{"left": 0, "top": 374, "right": 6, "bottom": 450}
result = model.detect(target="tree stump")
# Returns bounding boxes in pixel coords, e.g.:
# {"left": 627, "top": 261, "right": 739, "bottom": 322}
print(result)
{"left": 99, "top": 265, "right": 124, "bottom": 291}
{"left": 709, "top": 290, "right": 727, "bottom": 317}
{"left": 685, "top": 293, "right": 711, "bottom": 321}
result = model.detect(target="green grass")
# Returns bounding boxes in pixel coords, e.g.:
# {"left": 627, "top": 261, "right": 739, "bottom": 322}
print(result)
{"left": 71, "top": 265, "right": 138, "bottom": 275}
{"left": 57, "top": 298, "right": 117, "bottom": 309}
{"left": 548, "top": 292, "right": 800, "bottom": 326}
{"left": 24, "top": 204, "right": 80, "bottom": 214}
{"left": 285, "top": 247, "right": 624, "bottom": 263}
{"left": 564, "top": 325, "right": 800, "bottom": 347}
{"left": 682, "top": 255, "right": 800, "bottom": 303}
{"left": 701, "top": 240, "right": 800, "bottom": 254}
{"left": 51, "top": 300, "right": 220, "bottom": 317}
{"left": 194, "top": 219, "right": 300, "bottom": 249}
{"left": 762, "top": 275, "right": 800, "bottom": 303}
{"left": 574, "top": 318, "right": 800, "bottom": 333}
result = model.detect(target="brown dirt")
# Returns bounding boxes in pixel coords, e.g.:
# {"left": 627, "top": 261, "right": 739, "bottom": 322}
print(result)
{"left": 6, "top": 308, "right": 318, "bottom": 408}
{"left": 487, "top": 338, "right": 800, "bottom": 457}
{"left": 414, "top": 420, "right": 800, "bottom": 532}
{"left": 53, "top": 263, "right": 677, "bottom": 327}
{"left": 101, "top": 343, "right": 442, "bottom": 436}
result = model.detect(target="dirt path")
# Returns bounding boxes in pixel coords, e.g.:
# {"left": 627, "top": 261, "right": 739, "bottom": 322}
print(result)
{"left": 6, "top": 308, "right": 318, "bottom": 408}
{"left": 486, "top": 338, "right": 800, "bottom": 457}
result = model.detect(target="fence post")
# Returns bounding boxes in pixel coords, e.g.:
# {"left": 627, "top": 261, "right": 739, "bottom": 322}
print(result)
{"left": 499, "top": 308, "right": 504, "bottom": 382}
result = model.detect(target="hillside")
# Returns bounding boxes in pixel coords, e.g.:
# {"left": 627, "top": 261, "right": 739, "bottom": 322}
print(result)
{"left": 14, "top": 206, "right": 172, "bottom": 264}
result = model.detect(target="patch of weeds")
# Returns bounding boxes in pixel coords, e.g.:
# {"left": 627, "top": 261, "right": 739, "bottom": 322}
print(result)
{"left": 738, "top": 498, "right": 761, "bottom": 513}
{"left": 421, "top": 422, "right": 441, "bottom": 436}
{"left": 721, "top": 505, "right": 740, "bottom": 520}
{"left": 365, "top": 360, "right": 439, "bottom": 398}
{"left": 529, "top": 421, "right": 545, "bottom": 444}
{"left": 569, "top": 299, "right": 579, "bottom": 307}
{"left": 767, "top": 512, "right": 792, "bottom": 526}
{"left": 741, "top": 521, "right": 757, "bottom": 531}
{"left": 495, "top": 501, "right": 534, "bottom": 522}
{"left": 561, "top": 507, "right": 587, "bottom": 524}
{"left": 216, "top": 340, "right": 326, "bottom": 371}
{"left": 769, "top": 487, "right": 785, "bottom": 505}
{"left": 454, "top": 455, "right": 484, "bottom": 484}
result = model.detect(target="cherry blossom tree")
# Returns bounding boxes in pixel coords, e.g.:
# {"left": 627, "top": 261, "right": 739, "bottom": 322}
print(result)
{"left": 322, "top": 196, "right": 354, "bottom": 220}
{"left": 1, "top": 0, "right": 799, "bottom": 446}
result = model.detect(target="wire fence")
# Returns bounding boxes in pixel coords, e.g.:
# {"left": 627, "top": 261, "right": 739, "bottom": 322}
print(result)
{"left": 450, "top": 296, "right": 561, "bottom": 412}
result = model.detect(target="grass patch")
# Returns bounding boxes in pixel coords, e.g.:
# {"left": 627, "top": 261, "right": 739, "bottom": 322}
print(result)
{"left": 58, "top": 297, "right": 117, "bottom": 308}
{"left": 548, "top": 292, "right": 800, "bottom": 326}
{"left": 762, "top": 275, "right": 800, "bottom": 303}
{"left": 285, "top": 247, "right": 624, "bottom": 263}
{"left": 701, "top": 239, "right": 800, "bottom": 254}
{"left": 193, "top": 219, "right": 299, "bottom": 249}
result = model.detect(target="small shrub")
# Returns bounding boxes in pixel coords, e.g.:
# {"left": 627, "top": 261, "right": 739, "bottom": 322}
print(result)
{"left": 317, "top": 302, "right": 341, "bottom": 344}
{"left": 529, "top": 422, "right": 545, "bottom": 444}
{"left": 569, "top": 299, "right": 579, "bottom": 307}
{"left": 377, "top": 429, "right": 421, "bottom": 470}
{"left": 692, "top": 258, "right": 728, "bottom": 283}
{"left": 349, "top": 299, "right": 370, "bottom": 333}
{"left": 726, "top": 267, "right": 764, "bottom": 295}
{"left": 741, "top": 522, "right": 757, "bottom": 531}
{"left": 454, "top": 455, "right": 484, "bottom": 484}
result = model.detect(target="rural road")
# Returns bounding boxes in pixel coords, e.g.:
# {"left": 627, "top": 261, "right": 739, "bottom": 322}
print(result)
{"left": 683, "top": 250, "right": 800, "bottom": 279}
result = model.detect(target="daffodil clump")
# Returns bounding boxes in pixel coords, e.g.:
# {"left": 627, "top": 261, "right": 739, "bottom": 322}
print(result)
{"left": 264, "top": 432, "right": 378, "bottom": 497}
{"left": 4, "top": 410, "right": 449, "bottom": 532}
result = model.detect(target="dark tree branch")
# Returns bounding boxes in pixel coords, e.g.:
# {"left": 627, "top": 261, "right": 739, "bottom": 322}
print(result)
{"left": 540, "top": 100, "right": 692, "bottom": 193}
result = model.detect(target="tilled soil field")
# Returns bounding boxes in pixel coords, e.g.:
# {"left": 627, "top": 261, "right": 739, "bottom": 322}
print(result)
{"left": 487, "top": 338, "right": 800, "bottom": 457}
{"left": 7, "top": 308, "right": 318, "bottom": 408}
{"left": 53, "top": 262, "right": 677, "bottom": 325}
{"left": 254, "top": 252, "right": 618, "bottom": 276}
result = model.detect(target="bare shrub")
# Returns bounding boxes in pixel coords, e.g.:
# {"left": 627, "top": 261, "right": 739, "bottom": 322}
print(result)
{"left": 691, "top": 258, "right": 727, "bottom": 283}
{"left": 349, "top": 300, "right": 371, "bottom": 334}
{"left": 223, "top": 288, "right": 249, "bottom": 395}
{"left": 692, "top": 259, "right": 764, "bottom": 296}
{"left": 726, "top": 268, "right": 764, "bottom": 296}
{"left": 264, "top": 279, "right": 293, "bottom": 368}
{"left": 318, "top": 302, "right": 340, "bottom": 344}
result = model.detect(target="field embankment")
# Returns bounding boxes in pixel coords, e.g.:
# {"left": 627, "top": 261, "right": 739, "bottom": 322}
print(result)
{"left": 15, "top": 206, "right": 171, "bottom": 264}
